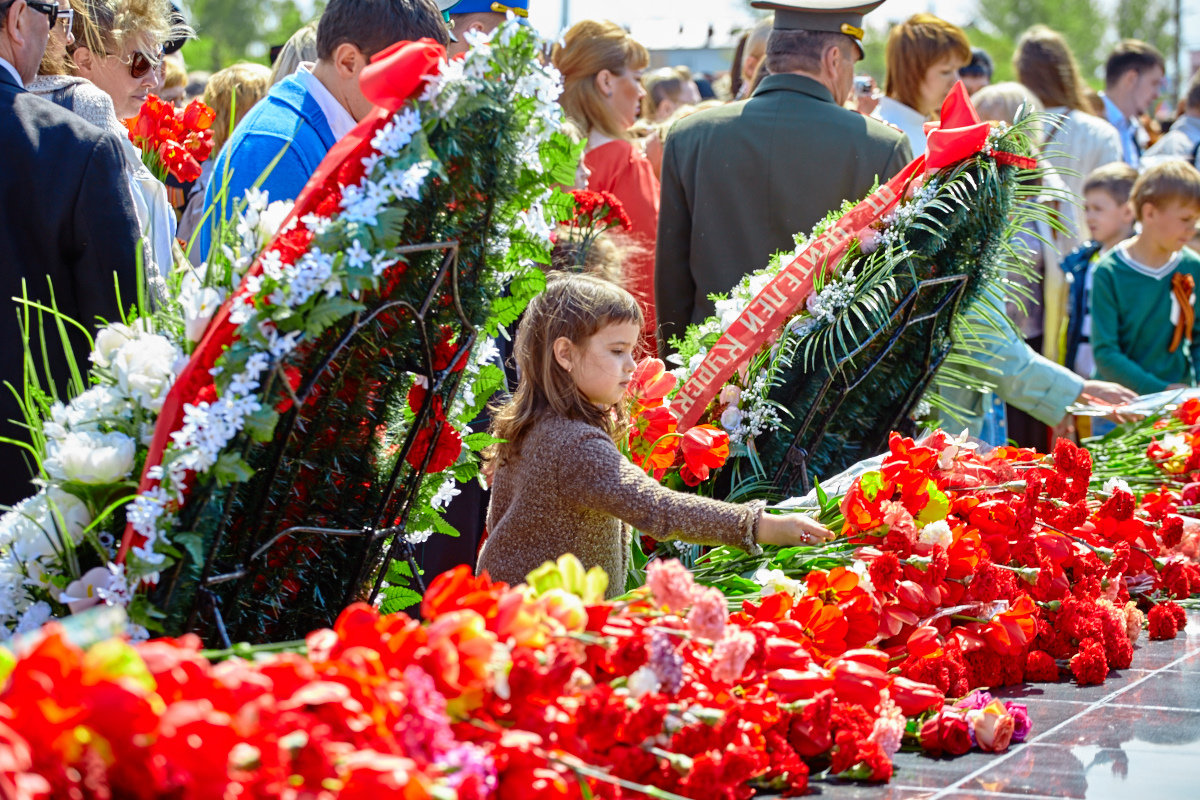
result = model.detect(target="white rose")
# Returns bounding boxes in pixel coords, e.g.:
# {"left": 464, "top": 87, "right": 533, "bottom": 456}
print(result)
{"left": 112, "top": 334, "right": 180, "bottom": 413}
{"left": 45, "top": 430, "right": 136, "bottom": 484}
{"left": 918, "top": 520, "right": 954, "bottom": 549}
{"left": 0, "top": 488, "right": 92, "bottom": 564}
{"left": 90, "top": 323, "right": 137, "bottom": 368}
{"left": 720, "top": 405, "right": 744, "bottom": 431}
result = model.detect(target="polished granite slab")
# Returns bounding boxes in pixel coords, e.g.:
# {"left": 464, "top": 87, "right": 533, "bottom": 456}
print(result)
{"left": 803, "top": 611, "right": 1200, "bottom": 800}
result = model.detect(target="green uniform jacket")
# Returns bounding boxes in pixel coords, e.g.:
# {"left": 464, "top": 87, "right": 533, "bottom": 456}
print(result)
{"left": 655, "top": 73, "right": 912, "bottom": 354}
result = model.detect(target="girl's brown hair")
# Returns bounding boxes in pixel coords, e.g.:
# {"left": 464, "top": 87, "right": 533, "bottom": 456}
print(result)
{"left": 488, "top": 273, "right": 642, "bottom": 466}
{"left": 884, "top": 13, "right": 971, "bottom": 113}
{"left": 552, "top": 19, "right": 649, "bottom": 140}
{"left": 1013, "top": 25, "right": 1091, "bottom": 114}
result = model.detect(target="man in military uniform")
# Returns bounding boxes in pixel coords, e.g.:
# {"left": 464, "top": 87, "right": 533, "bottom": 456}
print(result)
{"left": 655, "top": 1, "right": 911, "bottom": 354}
{"left": 439, "top": 0, "right": 528, "bottom": 57}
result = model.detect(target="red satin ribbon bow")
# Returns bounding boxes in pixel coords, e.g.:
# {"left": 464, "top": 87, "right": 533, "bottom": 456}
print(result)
{"left": 118, "top": 39, "right": 447, "bottom": 562}
{"left": 923, "top": 81, "right": 992, "bottom": 172}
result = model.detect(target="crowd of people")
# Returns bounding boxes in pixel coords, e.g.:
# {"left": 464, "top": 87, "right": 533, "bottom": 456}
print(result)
{"left": 6, "top": 0, "right": 1200, "bottom": 590}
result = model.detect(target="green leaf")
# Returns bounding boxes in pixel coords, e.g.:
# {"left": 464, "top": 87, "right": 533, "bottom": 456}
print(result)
{"left": 462, "top": 364, "right": 505, "bottom": 421}
{"left": 463, "top": 432, "right": 505, "bottom": 451}
{"left": 172, "top": 530, "right": 205, "bottom": 566}
{"left": 379, "top": 585, "right": 423, "bottom": 615}
{"left": 304, "top": 297, "right": 366, "bottom": 338}
{"left": 453, "top": 460, "right": 481, "bottom": 483}
{"left": 487, "top": 268, "right": 545, "bottom": 334}
{"left": 430, "top": 512, "right": 461, "bottom": 539}
{"left": 386, "top": 559, "right": 414, "bottom": 583}
{"left": 244, "top": 407, "right": 280, "bottom": 443}
{"left": 213, "top": 452, "right": 255, "bottom": 487}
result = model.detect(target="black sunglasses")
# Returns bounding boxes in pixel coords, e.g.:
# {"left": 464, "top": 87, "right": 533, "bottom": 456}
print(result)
{"left": 22, "top": 0, "right": 62, "bottom": 26}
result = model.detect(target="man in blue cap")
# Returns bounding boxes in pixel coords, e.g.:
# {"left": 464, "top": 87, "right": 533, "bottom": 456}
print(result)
{"left": 439, "top": 0, "right": 528, "bottom": 57}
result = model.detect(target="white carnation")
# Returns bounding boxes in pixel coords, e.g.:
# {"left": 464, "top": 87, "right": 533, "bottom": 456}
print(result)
{"left": 1102, "top": 477, "right": 1133, "bottom": 496}
{"left": 918, "top": 520, "right": 954, "bottom": 549}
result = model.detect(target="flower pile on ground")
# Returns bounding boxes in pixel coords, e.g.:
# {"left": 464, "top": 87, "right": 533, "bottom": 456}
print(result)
{"left": 0, "top": 552, "right": 1031, "bottom": 799}
{"left": 692, "top": 430, "right": 1199, "bottom": 690}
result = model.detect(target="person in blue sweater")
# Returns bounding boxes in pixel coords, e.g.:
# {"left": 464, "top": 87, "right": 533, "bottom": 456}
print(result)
{"left": 1063, "top": 162, "right": 1138, "bottom": 379}
{"left": 195, "top": 0, "right": 449, "bottom": 261}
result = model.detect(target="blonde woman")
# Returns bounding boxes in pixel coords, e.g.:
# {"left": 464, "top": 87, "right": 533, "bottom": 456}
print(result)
{"left": 552, "top": 19, "right": 659, "bottom": 354}
{"left": 64, "top": 0, "right": 189, "bottom": 293}
{"left": 178, "top": 62, "right": 273, "bottom": 257}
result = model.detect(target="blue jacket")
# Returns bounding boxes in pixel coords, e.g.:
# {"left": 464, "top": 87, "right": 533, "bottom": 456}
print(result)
{"left": 196, "top": 73, "right": 336, "bottom": 260}
{"left": 1062, "top": 240, "right": 1103, "bottom": 375}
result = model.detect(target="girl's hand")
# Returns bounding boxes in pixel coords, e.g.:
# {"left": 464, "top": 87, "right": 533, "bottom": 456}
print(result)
{"left": 757, "top": 511, "right": 835, "bottom": 546}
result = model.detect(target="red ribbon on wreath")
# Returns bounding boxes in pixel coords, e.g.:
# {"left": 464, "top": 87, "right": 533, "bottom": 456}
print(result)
{"left": 672, "top": 81, "right": 1028, "bottom": 430}
{"left": 118, "top": 39, "right": 447, "bottom": 562}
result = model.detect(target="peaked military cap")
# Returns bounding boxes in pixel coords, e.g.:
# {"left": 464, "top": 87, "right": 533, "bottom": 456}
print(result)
{"left": 440, "top": 0, "right": 529, "bottom": 16}
{"left": 750, "top": 1, "right": 885, "bottom": 56}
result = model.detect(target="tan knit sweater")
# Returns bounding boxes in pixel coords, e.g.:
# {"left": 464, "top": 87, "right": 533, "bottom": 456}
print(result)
{"left": 476, "top": 414, "right": 764, "bottom": 596}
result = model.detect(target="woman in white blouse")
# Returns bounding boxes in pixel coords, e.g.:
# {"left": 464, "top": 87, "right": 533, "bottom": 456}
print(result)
{"left": 1014, "top": 25, "right": 1124, "bottom": 256}
{"left": 875, "top": 13, "right": 971, "bottom": 158}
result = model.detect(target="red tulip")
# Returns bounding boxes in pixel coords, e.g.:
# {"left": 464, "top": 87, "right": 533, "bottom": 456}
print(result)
{"left": 182, "top": 98, "right": 216, "bottom": 131}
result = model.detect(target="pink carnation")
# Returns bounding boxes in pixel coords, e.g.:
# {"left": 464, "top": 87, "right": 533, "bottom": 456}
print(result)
{"left": 686, "top": 586, "right": 729, "bottom": 641}
{"left": 711, "top": 629, "right": 756, "bottom": 683}
{"left": 646, "top": 559, "right": 697, "bottom": 613}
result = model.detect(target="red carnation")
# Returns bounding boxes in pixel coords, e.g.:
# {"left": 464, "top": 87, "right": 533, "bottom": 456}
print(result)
{"left": 1167, "top": 600, "right": 1188, "bottom": 628}
{"left": 867, "top": 551, "right": 902, "bottom": 593}
{"left": 1068, "top": 638, "right": 1109, "bottom": 685}
{"left": 1024, "top": 649, "right": 1060, "bottom": 682}
{"left": 1148, "top": 604, "right": 1179, "bottom": 640}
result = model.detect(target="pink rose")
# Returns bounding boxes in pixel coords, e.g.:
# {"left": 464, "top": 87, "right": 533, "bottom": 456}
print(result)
{"left": 969, "top": 700, "right": 1016, "bottom": 753}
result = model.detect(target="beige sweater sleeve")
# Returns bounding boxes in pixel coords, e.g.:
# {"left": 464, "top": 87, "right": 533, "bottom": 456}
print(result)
{"left": 558, "top": 427, "right": 763, "bottom": 554}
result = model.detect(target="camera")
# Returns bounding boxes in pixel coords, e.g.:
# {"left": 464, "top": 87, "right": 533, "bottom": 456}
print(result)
{"left": 854, "top": 76, "right": 873, "bottom": 95}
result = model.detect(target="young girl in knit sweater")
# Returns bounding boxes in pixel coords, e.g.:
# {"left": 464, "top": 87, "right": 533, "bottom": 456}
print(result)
{"left": 475, "top": 274, "right": 832, "bottom": 595}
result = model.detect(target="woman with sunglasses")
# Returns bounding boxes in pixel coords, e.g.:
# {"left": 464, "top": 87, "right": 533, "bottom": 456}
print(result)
{"left": 36, "top": 0, "right": 186, "bottom": 295}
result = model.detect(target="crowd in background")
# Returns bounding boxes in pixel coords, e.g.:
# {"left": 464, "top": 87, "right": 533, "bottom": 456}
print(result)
{"left": 8, "top": 0, "right": 1200, "bottom": 578}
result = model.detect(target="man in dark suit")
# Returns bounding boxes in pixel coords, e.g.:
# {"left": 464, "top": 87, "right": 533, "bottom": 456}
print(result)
{"left": 655, "top": 1, "right": 911, "bottom": 353}
{"left": 0, "top": 0, "right": 140, "bottom": 504}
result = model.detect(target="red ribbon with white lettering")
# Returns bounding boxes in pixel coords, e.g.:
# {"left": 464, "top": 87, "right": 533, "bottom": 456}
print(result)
{"left": 672, "top": 81, "right": 1016, "bottom": 430}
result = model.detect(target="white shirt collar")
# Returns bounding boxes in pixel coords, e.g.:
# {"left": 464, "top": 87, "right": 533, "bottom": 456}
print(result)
{"left": 874, "top": 95, "right": 929, "bottom": 157}
{"left": 295, "top": 62, "right": 357, "bottom": 142}
{"left": 0, "top": 56, "right": 24, "bottom": 88}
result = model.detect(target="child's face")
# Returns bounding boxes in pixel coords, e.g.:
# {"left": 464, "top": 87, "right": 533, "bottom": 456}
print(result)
{"left": 1141, "top": 199, "right": 1200, "bottom": 252}
{"left": 562, "top": 321, "right": 640, "bottom": 407}
{"left": 1084, "top": 189, "right": 1133, "bottom": 245}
